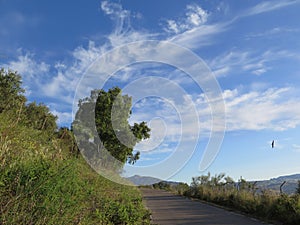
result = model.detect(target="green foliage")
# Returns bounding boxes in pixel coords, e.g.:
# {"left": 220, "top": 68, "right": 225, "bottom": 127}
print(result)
{"left": 0, "top": 69, "right": 58, "bottom": 134}
{"left": 0, "top": 111, "right": 150, "bottom": 224}
{"left": 173, "top": 182, "right": 189, "bottom": 195}
{"left": 0, "top": 69, "right": 26, "bottom": 114}
{"left": 0, "top": 68, "right": 151, "bottom": 224}
{"left": 181, "top": 173, "right": 300, "bottom": 225}
{"left": 1, "top": 155, "right": 151, "bottom": 224}
{"left": 73, "top": 87, "right": 150, "bottom": 166}
{"left": 152, "top": 181, "right": 171, "bottom": 191}
{"left": 55, "top": 127, "right": 79, "bottom": 157}
{"left": 24, "top": 101, "right": 57, "bottom": 132}
{"left": 152, "top": 181, "right": 190, "bottom": 196}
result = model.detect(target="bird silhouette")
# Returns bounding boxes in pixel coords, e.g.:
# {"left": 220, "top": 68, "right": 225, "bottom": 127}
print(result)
{"left": 271, "top": 140, "right": 275, "bottom": 148}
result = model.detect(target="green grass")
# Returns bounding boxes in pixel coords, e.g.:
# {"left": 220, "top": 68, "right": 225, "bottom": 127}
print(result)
{"left": 0, "top": 114, "right": 151, "bottom": 225}
{"left": 180, "top": 174, "right": 300, "bottom": 225}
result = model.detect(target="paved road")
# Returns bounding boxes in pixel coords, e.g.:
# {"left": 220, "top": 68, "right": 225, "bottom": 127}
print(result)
{"left": 141, "top": 188, "right": 270, "bottom": 225}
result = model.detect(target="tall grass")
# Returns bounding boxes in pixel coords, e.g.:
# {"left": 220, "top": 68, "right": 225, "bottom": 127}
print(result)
{"left": 0, "top": 114, "right": 150, "bottom": 224}
{"left": 184, "top": 176, "right": 300, "bottom": 225}
{"left": 156, "top": 173, "right": 300, "bottom": 225}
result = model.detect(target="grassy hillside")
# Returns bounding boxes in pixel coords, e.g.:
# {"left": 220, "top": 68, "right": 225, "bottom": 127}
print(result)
{"left": 0, "top": 113, "right": 150, "bottom": 224}
{"left": 0, "top": 69, "right": 150, "bottom": 224}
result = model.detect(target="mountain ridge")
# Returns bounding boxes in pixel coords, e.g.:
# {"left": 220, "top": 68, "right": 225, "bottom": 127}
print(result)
{"left": 126, "top": 175, "right": 162, "bottom": 185}
{"left": 127, "top": 173, "right": 300, "bottom": 194}
{"left": 255, "top": 173, "right": 300, "bottom": 194}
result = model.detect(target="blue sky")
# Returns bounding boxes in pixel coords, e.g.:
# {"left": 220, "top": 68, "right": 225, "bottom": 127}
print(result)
{"left": 1, "top": 0, "right": 300, "bottom": 183}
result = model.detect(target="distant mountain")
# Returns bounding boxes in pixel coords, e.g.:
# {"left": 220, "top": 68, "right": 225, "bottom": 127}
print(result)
{"left": 127, "top": 174, "right": 300, "bottom": 194}
{"left": 126, "top": 175, "right": 162, "bottom": 186}
{"left": 255, "top": 174, "right": 300, "bottom": 195}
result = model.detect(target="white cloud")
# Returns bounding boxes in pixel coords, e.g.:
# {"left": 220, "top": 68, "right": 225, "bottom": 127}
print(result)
{"left": 51, "top": 110, "right": 72, "bottom": 126}
{"left": 72, "top": 41, "right": 103, "bottom": 67}
{"left": 2, "top": 51, "right": 49, "bottom": 79}
{"left": 223, "top": 87, "right": 300, "bottom": 131}
{"left": 165, "top": 20, "right": 179, "bottom": 34}
{"left": 126, "top": 85, "right": 300, "bottom": 159}
{"left": 0, "top": 52, "right": 51, "bottom": 100}
{"left": 190, "top": 86, "right": 300, "bottom": 133}
{"left": 101, "top": 1, "right": 130, "bottom": 36}
{"left": 209, "top": 49, "right": 300, "bottom": 77}
{"left": 246, "top": 27, "right": 300, "bottom": 39}
{"left": 210, "top": 50, "right": 266, "bottom": 76}
{"left": 43, "top": 40, "right": 121, "bottom": 103}
{"left": 0, "top": 42, "right": 107, "bottom": 115}
{"left": 141, "top": 144, "right": 174, "bottom": 156}
{"left": 186, "top": 4, "right": 208, "bottom": 26}
{"left": 101, "top": 1, "right": 129, "bottom": 17}
{"left": 164, "top": 0, "right": 300, "bottom": 50}
{"left": 245, "top": 0, "right": 300, "bottom": 16}
{"left": 163, "top": 3, "right": 226, "bottom": 49}
{"left": 165, "top": 3, "right": 209, "bottom": 34}
{"left": 169, "top": 23, "right": 226, "bottom": 49}
{"left": 166, "top": 0, "right": 300, "bottom": 50}
{"left": 100, "top": 1, "right": 156, "bottom": 47}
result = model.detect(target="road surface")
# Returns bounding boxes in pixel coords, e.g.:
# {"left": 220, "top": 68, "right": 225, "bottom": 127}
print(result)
{"left": 141, "top": 188, "right": 270, "bottom": 225}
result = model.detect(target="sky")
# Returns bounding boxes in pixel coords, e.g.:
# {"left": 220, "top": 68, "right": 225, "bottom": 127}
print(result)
{"left": 1, "top": 0, "right": 300, "bottom": 184}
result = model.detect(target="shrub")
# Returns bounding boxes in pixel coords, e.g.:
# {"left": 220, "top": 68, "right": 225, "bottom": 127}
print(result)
{"left": 180, "top": 173, "right": 300, "bottom": 225}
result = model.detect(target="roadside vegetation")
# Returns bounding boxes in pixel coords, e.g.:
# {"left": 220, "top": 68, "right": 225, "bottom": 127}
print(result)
{"left": 152, "top": 172, "right": 300, "bottom": 225}
{"left": 0, "top": 69, "right": 151, "bottom": 224}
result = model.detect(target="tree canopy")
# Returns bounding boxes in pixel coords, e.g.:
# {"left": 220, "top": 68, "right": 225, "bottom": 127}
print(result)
{"left": 0, "top": 68, "right": 26, "bottom": 114}
{"left": 25, "top": 102, "right": 57, "bottom": 132}
{"left": 73, "top": 87, "right": 150, "bottom": 166}
{"left": 0, "top": 68, "right": 57, "bottom": 133}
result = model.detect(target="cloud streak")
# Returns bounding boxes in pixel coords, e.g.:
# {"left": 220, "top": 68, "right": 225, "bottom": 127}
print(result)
{"left": 209, "top": 49, "right": 300, "bottom": 77}
{"left": 223, "top": 87, "right": 300, "bottom": 131}
{"left": 245, "top": 0, "right": 300, "bottom": 16}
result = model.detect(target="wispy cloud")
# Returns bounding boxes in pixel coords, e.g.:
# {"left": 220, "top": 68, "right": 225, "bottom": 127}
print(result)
{"left": 100, "top": 1, "right": 156, "bottom": 47}
{"left": 141, "top": 146, "right": 174, "bottom": 156}
{"left": 244, "top": 0, "right": 300, "bottom": 16}
{"left": 1, "top": 51, "right": 49, "bottom": 79}
{"left": 163, "top": 3, "right": 227, "bottom": 49}
{"left": 164, "top": 0, "right": 300, "bottom": 50}
{"left": 245, "top": 27, "right": 300, "bottom": 39}
{"left": 222, "top": 87, "right": 300, "bottom": 131}
{"left": 1, "top": 51, "right": 50, "bottom": 99}
{"left": 164, "top": 3, "right": 209, "bottom": 34}
{"left": 191, "top": 86, "right": 300, "bottom": 132}
{"left": 209, "top": 49, "right": 300, "bottom": 77}
{"left": 128, "top": 85, "right": 300, "bottom": 161}
{"left": 169, "top": 23, "right": 226, "bottom": 49}
{"left": 130, "top": 84, "right": 298, "bottom": 146}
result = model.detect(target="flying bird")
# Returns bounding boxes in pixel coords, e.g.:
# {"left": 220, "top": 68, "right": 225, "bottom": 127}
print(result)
{"left": 271, "top": 140, "right": 275, "bottom": 148}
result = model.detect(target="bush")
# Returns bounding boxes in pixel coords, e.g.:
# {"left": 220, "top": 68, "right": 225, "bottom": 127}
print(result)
{"left": 152, "top": 181, "right": 171, "bottom": 190}
{"left": 181, "top": 173, "right": 300, "bottom": 225}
